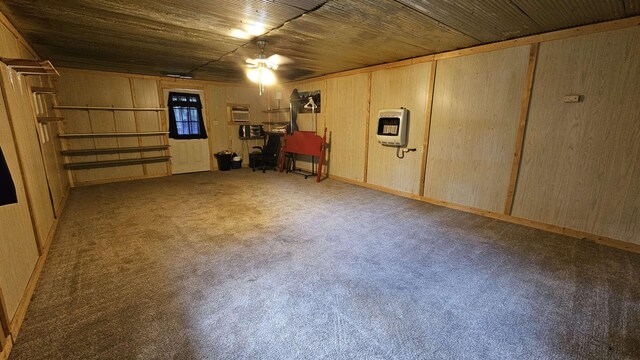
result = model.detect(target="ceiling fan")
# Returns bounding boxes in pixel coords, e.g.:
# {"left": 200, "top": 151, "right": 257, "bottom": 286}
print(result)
{"left": 245, "top": 40, "right": 291, "bottom": 95}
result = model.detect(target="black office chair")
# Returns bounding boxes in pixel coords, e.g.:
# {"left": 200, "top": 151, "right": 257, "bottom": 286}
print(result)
{"left": 251, "top": 134, "right": 281, "bottom": 172}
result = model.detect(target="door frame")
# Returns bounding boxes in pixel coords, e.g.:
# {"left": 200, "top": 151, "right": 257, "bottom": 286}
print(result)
{"left": 161, "top": 87, "right": 212, "bottom": 174}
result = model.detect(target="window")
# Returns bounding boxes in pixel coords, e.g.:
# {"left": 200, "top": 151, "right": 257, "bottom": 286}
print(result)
{"left": 167, "top": 92, "right": 207, "bottom": 139}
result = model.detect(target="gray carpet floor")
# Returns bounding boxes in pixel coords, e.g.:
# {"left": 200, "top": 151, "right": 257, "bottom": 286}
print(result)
{"left": 8, "top": 169, "right": 640, "bottom": 359}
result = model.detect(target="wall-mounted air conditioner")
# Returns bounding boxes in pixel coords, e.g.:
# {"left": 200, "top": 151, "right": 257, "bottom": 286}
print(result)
{"left": 230, "top": 105, "right": 250, "bottom": 123}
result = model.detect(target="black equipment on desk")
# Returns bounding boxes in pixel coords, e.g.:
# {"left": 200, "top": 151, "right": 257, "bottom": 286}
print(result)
{"left": 239, "top": 125, "right": 265, "bottom": 139}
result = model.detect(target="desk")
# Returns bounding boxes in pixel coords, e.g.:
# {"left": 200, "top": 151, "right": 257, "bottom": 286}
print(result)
{"left": 278, "top": 128, "right": 327, "bottom": 182}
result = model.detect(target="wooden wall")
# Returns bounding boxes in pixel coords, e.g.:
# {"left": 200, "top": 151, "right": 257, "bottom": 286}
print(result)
{"left": 425, "top": 46, "right": 529, "bottom": 212}
{"left": 281, "top": 23, "right": 640, "bottom": 247}
{"left": 367, "top": 63, "right": 432, "bottom": 194}
{"left": 225, "top": 85, "right": 269, "bottom": 161}
{"left": 56, "top": 71, "right": 169, "bottom": 185}
{"left": 0, "top": 11, "right": 68, "bottom": 344}
{"left": 0, "top": 84, "right": 39, "bottom": 332}
{"left": 56, "top": 69, "right": 266, "bottom": 182}
{"left": 1, "top": 67, "right": 55, "bottom": 244}
{"left": 511, "top": 27, "right": 640, "bottom": 244}
{"left": 325, "top": 73, "right": 369, "bottom": 182}
{"left": 265, "top": 79, "right": 328, "bottom": 172}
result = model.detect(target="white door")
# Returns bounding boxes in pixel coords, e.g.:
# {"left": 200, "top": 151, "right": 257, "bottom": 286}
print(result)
{"left": 164, "top": 89, "right": 211, "bottom": 174}
{"left": 169, "top": 138, "right": 210, "bottom": 174}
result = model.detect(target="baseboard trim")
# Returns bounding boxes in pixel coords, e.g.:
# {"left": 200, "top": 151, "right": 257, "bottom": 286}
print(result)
{"left": 0, "top": 335, "right": 12, "bottom": 360}
{"left": 328, "top": 175, "right": 640, "bottom": 254}
{"left": 8, "top": 187, "right": 69, "bottom": 341}
{"left": 330, "top": 175, "right": 422, "bottom": 200}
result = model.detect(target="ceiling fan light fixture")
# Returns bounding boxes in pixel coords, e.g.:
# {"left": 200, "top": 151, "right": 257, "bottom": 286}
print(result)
{"left": 246, "top": 66, "right": 275, "bottom": 85}
{"left": 261, "top": 68, "right": 276, "bottom": 85}
{"left": 247, "top": 68, "right": 260, "bottom": 83}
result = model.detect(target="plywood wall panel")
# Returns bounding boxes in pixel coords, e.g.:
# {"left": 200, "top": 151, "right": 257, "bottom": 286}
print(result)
{"left": 512, "top": 27, "right": 640, "bottom": 244}
{"left": 0, "top": 25, "right": 20, "bottom": 58}
{"left": 57, "top": 70, "right": 168, "bottom": 184}
{"left": 367, "top": 62, "right": 431, "bottom": 194}
{"left": 205, "top": 85, "right": 231, "bottom": 169}
{"left": 0, "top": 80, "right": 39, "bottom": 322}
{"left": 131, "top": 78, "right": 167, "bottom": 175}
{"left": 288, "top": 80, "right": 327, "bottom": 133}
{"left": 226, "top": 86, "right": 266, "bottom": 160}
{"left": 0, "top": 67, "right": 55, "bottom": 244}
{"left": 424, "top": 46, "right": 530, "bottom": 212}
{"left": 24, "top": 77, "right": 67, "bottom": 216}
{"left": 325, "top": 73, "right": 369, "bottom": 181}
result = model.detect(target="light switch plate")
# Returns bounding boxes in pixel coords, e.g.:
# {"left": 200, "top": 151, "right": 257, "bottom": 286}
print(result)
{"left": 563, "top": 95, "right": 580, "bottom": 103}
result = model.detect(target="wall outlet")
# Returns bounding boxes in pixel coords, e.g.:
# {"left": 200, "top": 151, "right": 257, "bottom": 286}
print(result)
{"left": 563, "top": 95, "right": 581, "bottom": 103}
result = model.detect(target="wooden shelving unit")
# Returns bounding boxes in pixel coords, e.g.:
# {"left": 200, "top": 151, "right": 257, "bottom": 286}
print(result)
{"left": 54, "top": 105, "right": 166, "bottom": 111}
{"left": 59, "top": 132, "right": 168, "bottom": 138}
{"left": 36, "top": 116, "right": 64, "bottom": 123}
{"left": 0, "top": 58, "right": 59, "bottom": 76}
{"left": 63, "top": 156, "right": 171, "bottom": 170}
{"left": 31, "top": 87, "right": 57, "bottom": 94}
{"left": 262, "top": 108, "right": 289, "bottom": 132}
{"left": 262, "top": 107, "right": 290, "bottom": 113}
{"left": 61, "top": 145, "right": 169, "bottom": 156}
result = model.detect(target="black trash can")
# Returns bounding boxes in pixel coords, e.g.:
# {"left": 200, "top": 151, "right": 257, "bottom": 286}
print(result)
{"left": 231, "top": 155, "right": 242, "bottom": 169}
{"left": 214, "top": 151, "right": 233, "bottom": 171}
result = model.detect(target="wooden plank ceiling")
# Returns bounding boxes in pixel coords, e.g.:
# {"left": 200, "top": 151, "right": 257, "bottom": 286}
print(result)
{"left": 0, "top": 0, "right": 638, "bottom": 83}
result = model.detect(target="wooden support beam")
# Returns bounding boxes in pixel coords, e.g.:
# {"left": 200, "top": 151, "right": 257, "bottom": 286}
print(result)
{"left": 363, "top": 73, "right": 372, "bottom": 183}
{"left": 0, "top": 287, "right": 9, "bottom": 337}
{"left": 419, "top": 61, "right": 438, "bottom": 197}
{"left": 504, "top": 43, "right": 540, "bottom": 215}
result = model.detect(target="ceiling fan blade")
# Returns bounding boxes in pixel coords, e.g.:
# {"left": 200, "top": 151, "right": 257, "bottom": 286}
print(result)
{"left": 267, "top": 54, "right": 293, "bottom": 66}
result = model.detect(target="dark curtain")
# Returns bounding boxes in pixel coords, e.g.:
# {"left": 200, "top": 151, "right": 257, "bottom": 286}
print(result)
{"left": 167, "top": 92, "right": 207, "bottom": 139}
{"left": 0, "top": 147, "right": 18, "bottom": 206}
